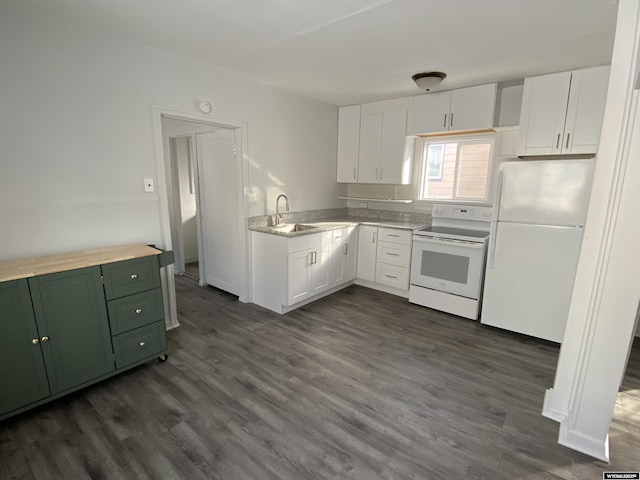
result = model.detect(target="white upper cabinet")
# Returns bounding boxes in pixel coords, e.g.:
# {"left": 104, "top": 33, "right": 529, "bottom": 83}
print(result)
{"left": 407, "top": 83, "right": 497, "bottom": 135}
{"left": 337, "top": 98, "right": 412, "bottom": 185}
{"left": 517, "top": 65, "right": 610, "bottom": 156}
{"left": 357, "top": 113, "right": 383, "bottom": 183}
{"left": 336, "top": 105, "right": 361, "bottom": 182}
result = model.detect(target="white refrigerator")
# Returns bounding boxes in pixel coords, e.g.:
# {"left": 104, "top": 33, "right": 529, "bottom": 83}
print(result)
{"left": 480, "top": 159, "right": 594, "bottom": 343}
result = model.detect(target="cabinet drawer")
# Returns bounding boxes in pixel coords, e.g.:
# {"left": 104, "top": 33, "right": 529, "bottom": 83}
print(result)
{"left": 376, "top": 241, "right": 411, "bottom": 267}
{"left": 107, "top": 288, "right": 164, "bottom": 335}
{"left": 112, "top": 321, "right": 167, "bottom": 369}
{"left": 332, "top": 227, "right": 348, "bottom": 243}
{"left": 377, "top": 227, "right": 411, "bottom": 245}
{"left": 375, "top": 263, "right": 409, "bottom": 290}
{"left": 287, "top": 231, "right": 332, "bottom": 253}
{"left": 102, "top": 256, "right": 160, "bottom": 299}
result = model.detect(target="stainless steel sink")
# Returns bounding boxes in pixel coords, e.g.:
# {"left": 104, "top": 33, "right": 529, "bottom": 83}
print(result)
{"left": 270, "top": 223, "right": 318, "bottom": 233}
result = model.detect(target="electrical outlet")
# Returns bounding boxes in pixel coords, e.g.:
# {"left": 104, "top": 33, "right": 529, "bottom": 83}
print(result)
{"left": 144, "top": 178, "right": 155, "bottom": 193}
{"left": 359, "top": 202, "right": 368, "bottom": 208}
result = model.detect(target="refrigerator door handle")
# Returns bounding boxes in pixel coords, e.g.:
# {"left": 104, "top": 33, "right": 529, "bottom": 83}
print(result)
{"left": 488, "top": 169, "right": 504, "bottom": 268}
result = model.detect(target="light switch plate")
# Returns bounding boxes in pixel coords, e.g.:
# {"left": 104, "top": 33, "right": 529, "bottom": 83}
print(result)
{"left": 144, "top": 178, "right": 155, "bottom": 192}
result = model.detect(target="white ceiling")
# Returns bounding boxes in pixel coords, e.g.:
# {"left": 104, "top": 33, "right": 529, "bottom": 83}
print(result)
{"left": 1, "top": 0, "right": 618, "bottom": 105}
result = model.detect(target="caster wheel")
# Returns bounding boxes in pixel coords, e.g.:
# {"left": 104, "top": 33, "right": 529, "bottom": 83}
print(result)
{"left": 158, "top": 354, "right": 168, "bottom": 362}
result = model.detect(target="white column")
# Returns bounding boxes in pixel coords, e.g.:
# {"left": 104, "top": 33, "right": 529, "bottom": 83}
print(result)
{"left": 542, "top": 0, "right": 640, "bottom": 461}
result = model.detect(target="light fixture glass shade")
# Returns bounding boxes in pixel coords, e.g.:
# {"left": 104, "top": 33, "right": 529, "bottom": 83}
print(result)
{"left": 412, "top": 72, "right": 447, "bottom": 91}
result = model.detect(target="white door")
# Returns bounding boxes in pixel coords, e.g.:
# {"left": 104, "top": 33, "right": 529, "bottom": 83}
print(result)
{"left": 379, "top": 110, "right": 407, "bottom": 184}
{"left": 408, "top": 91, "right": 451, "bottom": 135}
{"left": 337, "top": 105, "right": 361, "bottom": 182}
{"left": 196, "top": 129, "right": 242, "bottom": 296}
{"left": 288, "top": 249, "right": 312, "bottom": 305}
{"left": 311, "top": 244, "right": 332, "bottom": 295}
{"left": 357, "top": 226, "right": 377, "bottom": 281}
{"left": 481, "top": 222, "right": 584, "bottom": 342}
{"left": 358, "top": 113, "right": 382, "bottom": 183}
{"left": 345, "top": 226, "right": 358, "bottom": 281}
{"left": 563, "top": 65, "right": 610, "bottom": 155}
{"left": 497, "top": 159, "right": 594, "bottom": 225}
{"left": 517, "top": 71, "right": 571, "bottom": 156}
{"left": 449, "top": 84, "right": 496, "bottom": 132}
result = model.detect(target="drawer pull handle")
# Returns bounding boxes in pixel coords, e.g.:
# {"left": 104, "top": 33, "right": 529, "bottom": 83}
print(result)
{"left": 32, "top": 338, "right": 40, "bottom": 345}
{"left": 139, "top": 341, "right": 146, "bottom": 347}
{"left": 385, "top": 274, "right": 398, "bottom": 279}
{"left": 41, "top": 336, "right": 49, "bottom": 343}
{"left": 131, "top": 274, "right": 138, "bottom": 280}
{"left": 135, "top": 308, "right": 143, "bottom": 314}
{"left": 387, "top": 253, "right": 399, "bottom": 256}
{"left": 388, "top": 234, "right": 400, "bottom": 237}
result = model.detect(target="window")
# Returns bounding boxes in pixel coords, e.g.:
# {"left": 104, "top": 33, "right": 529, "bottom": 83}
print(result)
{"left": 425, "top": 144, "right": 444, "bottom": 179}
{"left": 418, "top": 135, "right": 494, "bottom": 203}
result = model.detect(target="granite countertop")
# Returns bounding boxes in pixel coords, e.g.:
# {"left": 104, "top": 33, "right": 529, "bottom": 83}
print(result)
{"left": 249, "top": 216, "right": 430, "bottom": 238}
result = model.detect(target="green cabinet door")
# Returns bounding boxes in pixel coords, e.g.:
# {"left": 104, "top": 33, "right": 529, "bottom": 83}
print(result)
{"left": 28, "top": 267, "right": 115, "bottom": 394}
{"left": 0, "top": 280, "right": 51, "bottom": 416}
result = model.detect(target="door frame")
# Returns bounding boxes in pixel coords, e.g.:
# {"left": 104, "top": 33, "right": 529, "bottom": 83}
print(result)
{"left": 152, "top": 106, "right": 251, "bottom": 328}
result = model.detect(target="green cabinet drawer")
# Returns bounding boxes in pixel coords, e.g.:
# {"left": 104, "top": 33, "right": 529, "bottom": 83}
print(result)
{"left": 112, "top": 321, "right": 167, "bottom": 369}
{"left": 102, "top": 256, "right": 160, "bottom": 300}
{"left": 107, "top": 288, "right": 164, "bottom": 335}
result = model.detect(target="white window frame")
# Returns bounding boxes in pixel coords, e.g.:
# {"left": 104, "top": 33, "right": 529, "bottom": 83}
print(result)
{"left": 414, "top": 132, "right": 496, "bottom": 205}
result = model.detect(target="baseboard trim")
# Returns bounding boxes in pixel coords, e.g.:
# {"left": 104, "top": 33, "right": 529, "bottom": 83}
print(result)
{"left": 542, "top": 388, "right": 567, "bottom": 422}
{"left": 558, "top": 420, "right": 610, "bottom": 462}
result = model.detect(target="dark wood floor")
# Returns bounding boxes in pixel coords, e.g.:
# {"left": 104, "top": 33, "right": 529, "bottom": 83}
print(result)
{"left": 1, "top": 276, "right": 639, "bottom": 479}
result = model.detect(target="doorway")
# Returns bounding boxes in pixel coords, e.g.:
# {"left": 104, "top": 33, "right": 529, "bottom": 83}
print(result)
{"left": 156, "top": 109, "right": 250, "bottom": 308}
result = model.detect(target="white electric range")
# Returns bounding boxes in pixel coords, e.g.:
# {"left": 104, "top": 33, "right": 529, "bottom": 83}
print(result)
{"left": 409, "top": 204, "right": 492, "bottom": 320}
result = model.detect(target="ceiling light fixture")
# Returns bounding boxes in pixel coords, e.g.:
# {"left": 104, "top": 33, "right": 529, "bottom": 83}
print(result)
{"left": 412, "top": 72, "right": 447, "bottom": 91}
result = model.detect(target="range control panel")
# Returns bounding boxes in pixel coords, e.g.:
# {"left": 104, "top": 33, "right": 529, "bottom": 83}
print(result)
{"left": 432, "top": 204, "right": 493, "bottom": 221}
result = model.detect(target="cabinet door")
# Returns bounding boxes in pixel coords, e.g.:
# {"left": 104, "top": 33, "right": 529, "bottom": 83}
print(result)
{"left": 331, "top": 240, "right": 346, "bottom": 287}
{"left": 564, "top": 65, "right": 610, "bottom": 155}
{"left": 337, "top": 105, "right": 361, "bottom": 182}
{"left": 518, "top": 71, "right": 572, "bottom": 156}
{"left": 407, "top": 91, "right": 451, "bottom": 135}
{"left": 357, "top": 226, "right": 377, "bottom": 281}
{"left": 287, "top": 249, "right": 312, "bottom": 305}
{"left": 379, "top": 110, "right": 408, "bottom": 184}
{"left": 29, "top": 267, "right": 115, "bottom": 394}
{"left": 358, "top": 113, "right": 382, "bottom": 183}
{"left": 311, "top": 244, "right": 332, "bottom": 295}
{"left": 449, "top": 84, "right": 496, "bottom": 132}
{"left": 345, "top": 226, "right": 358, "bottom": 282}
{"left": 0, "top": 280, "right": 50, "bottom": 416}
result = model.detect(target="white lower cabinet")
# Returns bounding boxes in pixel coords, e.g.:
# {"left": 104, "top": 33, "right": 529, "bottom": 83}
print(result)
{"left": 287, "top": 244, "right": 332, "bottom": 305}
{"left": 357, "top": 225, "right": 377, "bottom": 282}
{"left": 252, "top": 224, "right": 414, "bottom": 313}
{"left": 356, "top": 226, "right": 412, "bottom": 293}
{"left": 330, "top": 227, "right": 358, "bottom": 288}
{"left": 252, "top": 228, "right": 357, "bottom": 314}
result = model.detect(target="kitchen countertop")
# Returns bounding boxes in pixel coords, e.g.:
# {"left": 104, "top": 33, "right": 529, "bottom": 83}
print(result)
{"left": 249, "top": 216, "right": 430, "bottom": 237}
{"left": 0, "top": 243, "right": 162, "bottom": 282}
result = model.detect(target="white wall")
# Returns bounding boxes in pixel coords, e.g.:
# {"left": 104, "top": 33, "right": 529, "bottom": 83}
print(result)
{"left": 0, "top": 11, "right": 340, "bottom": 261}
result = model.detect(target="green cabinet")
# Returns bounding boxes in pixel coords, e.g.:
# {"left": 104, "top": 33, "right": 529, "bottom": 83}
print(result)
{"left": 28, "top": 267, "right": 115, "bottom": 394}
{"left": 0, "top": 280, "right": 50, "bottom": 415}
{"left": 0, "top": 245, "right": 172, "bottom": 421}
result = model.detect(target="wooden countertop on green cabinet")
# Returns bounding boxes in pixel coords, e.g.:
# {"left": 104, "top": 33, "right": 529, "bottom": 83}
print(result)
{"left": 0, "top": 243, "right": 164, "bottom": 282}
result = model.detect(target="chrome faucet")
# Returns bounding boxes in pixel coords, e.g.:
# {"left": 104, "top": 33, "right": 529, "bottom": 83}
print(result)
{"left": 275, "top": 194, "right": 290, "bottom": 225}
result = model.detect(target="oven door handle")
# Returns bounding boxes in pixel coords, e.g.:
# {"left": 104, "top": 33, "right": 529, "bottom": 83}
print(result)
{"left": 412, "top": 236, "right": 485, "bottom": 249}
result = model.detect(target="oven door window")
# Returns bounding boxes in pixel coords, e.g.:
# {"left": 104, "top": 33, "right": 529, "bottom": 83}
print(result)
{"left": 410, "top": 238, "right": 485, "bottom": 299}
